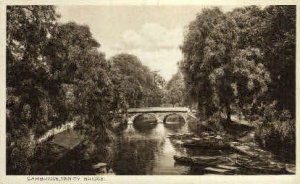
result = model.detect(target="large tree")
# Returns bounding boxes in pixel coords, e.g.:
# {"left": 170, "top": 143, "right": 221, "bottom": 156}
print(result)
{"left": 45, "top": 22, "right": 117, "bottom": 135}
{"left": 180, "top": 7, "right": 271, "bottom": 122}
{"left": 262, "top": 6, "right": 296, "bottom": 117}
{"left": 228, "top": 6, "right": 296, "bottom": 119}
{"left": 7, "top": 5, "right": 59, "bottom": 174}
{"left": 163, "top": 72, "right": 186, "bottom": 107}
{"left": 6, "top": 6, "right": 119, "bottom": 174}
{"left": 110, "top": 54, "right": 164, "bottom": 108}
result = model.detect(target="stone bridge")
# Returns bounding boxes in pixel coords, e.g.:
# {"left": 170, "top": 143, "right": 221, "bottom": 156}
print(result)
{"left": 126, "top": 107, "right": 192, "bottom": 124}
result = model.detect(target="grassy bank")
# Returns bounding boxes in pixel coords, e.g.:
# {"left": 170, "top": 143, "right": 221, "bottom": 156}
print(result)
{"left": 187, "top": 111, "right": 295, "bottom": 163}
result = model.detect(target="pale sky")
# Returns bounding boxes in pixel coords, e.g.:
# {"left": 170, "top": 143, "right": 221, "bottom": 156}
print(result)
{"left": 56, "top": 5, "right": 244, "bottom": 80}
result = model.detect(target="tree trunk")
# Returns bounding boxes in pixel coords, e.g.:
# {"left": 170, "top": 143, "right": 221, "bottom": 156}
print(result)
{"left": 225, "top": 102, "right": 231, "bottom": 123}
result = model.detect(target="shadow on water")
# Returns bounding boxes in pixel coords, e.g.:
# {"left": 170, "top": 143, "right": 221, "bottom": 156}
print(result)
{"left": 132, "top": 114, "right": 158, "bottom": 133}
{"left": 112, "top": 138, "right": 160, "bottom": 175}
{"left": 35, "top": 112, "right": 292, "bottom": 175}
{"left": 48, "top": 144, "right": 95, "bottom": 175}
{"left": 112, "top": 120, "right": 163, "bottom": 174}
{"left": 164, "top": 114, "right": 186, "bottom": 133}
{"left": 111, "top": 114, "right": 191, "bottom": 175}
{"left": 164, "top": 122, "right": 185, "bottom": 131}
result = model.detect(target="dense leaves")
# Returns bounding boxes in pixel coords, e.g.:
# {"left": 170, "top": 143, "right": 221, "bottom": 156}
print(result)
{"left": 6, "top": 6, "right": 164, "bottom": 174}
{"left": 181, "top": 6, "right": 295, "bottom": 121}
{"left": 181, "top": 6, "right": 295, "bottom": 160}
{"left": 262, "top": 6, "right": 296, "bottom": 117}
{"left": 163, "top": 72, "right": 186, "bottom": 107}
{"left": 7, "top": 6, "right": 59, "bottom": 174}
{"left": 45, "top": 22, "right": 116, "bottom": 134}
{"left": 110, "top": 54, "right": 164, "bottom": 108}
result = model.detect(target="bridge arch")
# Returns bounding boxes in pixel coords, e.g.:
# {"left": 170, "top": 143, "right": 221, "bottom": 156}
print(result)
{"left": 162, "top": 113, "right": 187, "bottom": 124}
{"left": 126, "top": 107, "right": 191, "bottom": 124}
{"left": 128, "top": 113, "right": 159, "bottom": 124}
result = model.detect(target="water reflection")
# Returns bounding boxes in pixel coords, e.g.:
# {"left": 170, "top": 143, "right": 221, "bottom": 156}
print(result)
{"left": 37, "top": 113, "right": 289, "bottom": 175}
{"left": 44, "top": 114, "right": 195, "bottom": 175}
{"left": 132, "top": 114, "right": 158, "bottom": 133}
{"left": 113, "top": 138, "right": 158, "bottom": 174}
{"left": 132, "top": 123, "right": 158, "bottom": 133}
{"left": 112, "top": 116, "right": 190, "bottom": 175}
{"left": 164, "top": 122, "right": 184, "bottom": 132}
{"left": 164, "top": 115, "right": 186, "bottom": 133}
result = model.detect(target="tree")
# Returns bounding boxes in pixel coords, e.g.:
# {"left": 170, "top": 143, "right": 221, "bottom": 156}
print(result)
{"left": 6, "top": 5, "right": 58, "bottom": 174}
{"left": 45, "top": 22, "right": 117, "bottom": 137}
{"left": 110, "top": 54, "right": 164, "bottom": 108}
{"left": 262, "top": 6, "right": 296, "bottom": 117}
{"left": 180, "top": 8, "right": 225, "bottom": 118}
{"left": 7, "top": 6, "right": 119, "bottom": 174}
{"left": 163, "top": 72, "right": 185, "bottom": 107}
{"left": 180, "top": 7, "right": 271, "bottom": 122}
{"left": 228, "top": 5, "right": 296, "bottom": 119}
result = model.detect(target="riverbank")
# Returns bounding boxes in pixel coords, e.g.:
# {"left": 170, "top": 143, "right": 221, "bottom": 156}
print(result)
{"left": 169, "top": 132, "right": 295, "bottom": 174}
{"left": 28, "top": 114, "right": 295, "bottom": 175}
{"left": 31, "top": 126, "right": 116, "bottom": 175}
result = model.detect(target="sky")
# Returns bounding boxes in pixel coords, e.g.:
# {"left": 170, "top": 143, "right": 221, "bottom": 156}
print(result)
{"left": 56, "top": 5, "right": 243, "bottom": 80}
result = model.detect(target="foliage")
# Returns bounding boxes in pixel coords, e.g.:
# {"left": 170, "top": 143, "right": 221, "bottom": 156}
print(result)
{"left": 181, "top": 5, "right": 295, "bottom": 159}
{"left": 6, "top": 6, "right": 123, "bottom": 174}
{"left": 110, "top": 53, "right": 164, "bottom": 108}
{"left": 262, "top": 6, "right": 296, "bottom": 117}
{"left": 7, "top": 5, "right": 58, "bottom": 136}
{"left": 163, "top": 72, "right": 186, "bottom": 107}
{"left": 180, "top": 8, "right": 224, "bottom": 115}
{"left": 6, "top": 5, "right": 59, "bottom": 174}
{"left": 45, "top": 22, "right": 117, "bottom": 135}
{"left": 181, "top": 6, "right": 295, "bottom": 120}
{"left": 255, "top": 118, "right": 295, "bottom": 161}
{"left": 228, "top": 5, "right": 296, "bottom": 118}
{"left": 254, "top": 101, "right": 294, "bottom": 160}
{"left": 180, "top": 7, "right": 271, "bottom": 121}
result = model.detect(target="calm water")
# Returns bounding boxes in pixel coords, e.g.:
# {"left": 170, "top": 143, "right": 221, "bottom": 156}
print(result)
{"left": 44, "top": 115, "right": 289, "bottom": 175}
{"left": 112, "top": 121, "right": 191, "bottom": 175}
{"left": 46, "top": 116, "right": 197, "bottom": 175}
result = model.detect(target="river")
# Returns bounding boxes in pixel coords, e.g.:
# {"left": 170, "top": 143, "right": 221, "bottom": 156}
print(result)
{"left": 43, "top": 115, "right": 292, "bottom": 175}
{"left": 112, "top": 121, "right": 191, "bottom": 175}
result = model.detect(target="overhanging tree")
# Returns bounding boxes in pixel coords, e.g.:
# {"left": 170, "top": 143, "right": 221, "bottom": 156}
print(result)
{"left": 180, "top": 7, "right": 271, "bottom": 122}
{"left": 7, "top": 5, "right": 59, "bottom": 174}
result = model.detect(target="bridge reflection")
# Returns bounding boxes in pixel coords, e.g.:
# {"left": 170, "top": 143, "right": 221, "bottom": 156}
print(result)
{"left": 131, "top": 113, "right": 186, "bottom": 133}
{"left": 133, "top": 114, "right": 158, "bottom": 132}
{"left": 164, "top": 115, "right": 185, "bottom": 130}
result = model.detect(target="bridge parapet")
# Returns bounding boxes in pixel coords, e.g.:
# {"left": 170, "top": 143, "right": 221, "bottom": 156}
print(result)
{"left": 127, "top": 107, "right": 190, "bottom": 113}
{"left": 126, "top": 107, "right": 191, "bottom": 125}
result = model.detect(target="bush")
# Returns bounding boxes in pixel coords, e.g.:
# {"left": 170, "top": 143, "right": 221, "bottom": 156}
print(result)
{"left": 7, "top": 136, "right": 35, "bottom": 174}
{"left": 187, "top": 112, "right": 226, "bottom": 135}
{"left": 255, "top": 119, "right": 295, "bottom": 161}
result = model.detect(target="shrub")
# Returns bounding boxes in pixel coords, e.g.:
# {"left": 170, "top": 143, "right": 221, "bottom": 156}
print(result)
{"left": 255, "top": 118, "right": 295, "bottom": 161}
{"left": 6, "top": 135, "right": 35, "bottom": 174}
{"left": 187, "top": 112, "right": 226, "bottom": 135}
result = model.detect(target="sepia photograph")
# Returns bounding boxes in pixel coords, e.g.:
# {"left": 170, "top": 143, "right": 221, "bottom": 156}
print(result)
{"left": 2, "top": 0, "right": 298, "bottom": 182}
